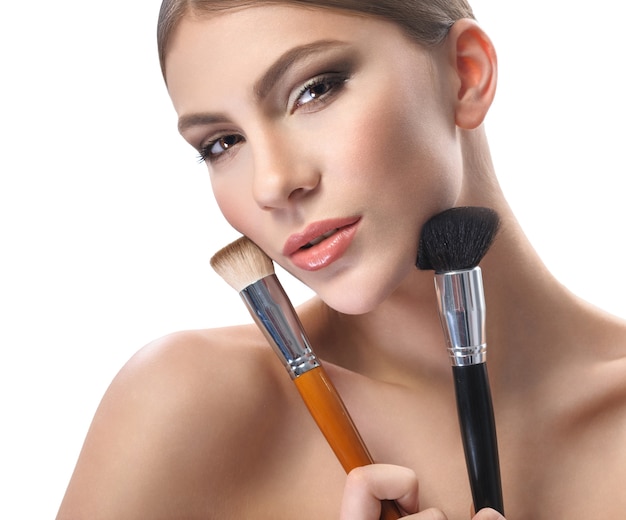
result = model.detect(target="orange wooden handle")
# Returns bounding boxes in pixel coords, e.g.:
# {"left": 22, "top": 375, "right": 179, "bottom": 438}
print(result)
{"left": 293, "top": 366, "right": 371, "bottom": 470}
{"left": 293, "top": 366, "right": 403, "bottom": 519}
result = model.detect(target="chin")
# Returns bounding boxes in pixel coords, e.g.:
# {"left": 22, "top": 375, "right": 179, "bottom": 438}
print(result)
{"left": 313, "top": 272, "right": 408, "bottom": 316}
{"left": 323, "top": 295, "right": 381, "bottom": 316}
{"left": 283, "top": 248, "right": 418, "bottom": 315}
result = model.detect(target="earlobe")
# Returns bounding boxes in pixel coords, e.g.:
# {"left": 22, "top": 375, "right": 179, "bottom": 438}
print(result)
{"left": 448, "top": 19, "right": 497, "bottom": 129}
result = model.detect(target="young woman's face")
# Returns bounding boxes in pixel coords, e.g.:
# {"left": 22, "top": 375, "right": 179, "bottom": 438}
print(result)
{"left": 166, "top": 5, "right": 464, "bottom": 314}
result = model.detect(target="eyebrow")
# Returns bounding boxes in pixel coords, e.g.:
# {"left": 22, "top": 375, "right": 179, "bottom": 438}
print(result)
{"left": 178, "top": 113, "right": 228, "bottom": 134}
{"left": 253, "top": 39, "right": 349, "bottom": 100}
{"left": 177, "top": 39, "right": 349, "bottom": 134}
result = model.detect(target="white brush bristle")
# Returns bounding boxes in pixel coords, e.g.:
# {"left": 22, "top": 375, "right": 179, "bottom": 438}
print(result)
{"left": 210, "top": 236, "right": 275, "bottom": 292}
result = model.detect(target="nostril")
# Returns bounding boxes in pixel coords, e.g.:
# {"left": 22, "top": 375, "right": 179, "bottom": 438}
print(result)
{"left": 250, "top": 134, "right": 321, "bottom": 209}
{"left": 288, "top": 185, "right": 315, "bottom": 201}
{"left": 252, "top": 165, "right": 321, "bottom": 209}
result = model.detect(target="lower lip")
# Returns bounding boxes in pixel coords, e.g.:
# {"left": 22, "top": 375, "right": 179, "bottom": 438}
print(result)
{"left": 289, "top": 221, "right": 360, "bottom": 271}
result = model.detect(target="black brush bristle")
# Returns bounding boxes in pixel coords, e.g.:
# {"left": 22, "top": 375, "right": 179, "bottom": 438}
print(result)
{"left": 416, "top": 207, "right": 500, "bottom": 272}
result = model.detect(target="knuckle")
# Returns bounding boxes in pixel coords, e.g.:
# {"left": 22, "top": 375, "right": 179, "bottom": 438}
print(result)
{"left": 420, "top": 507, "right": 448, "bottom": 520}
{"left": 344, "top": 465, "right": 372, "bottom": 492}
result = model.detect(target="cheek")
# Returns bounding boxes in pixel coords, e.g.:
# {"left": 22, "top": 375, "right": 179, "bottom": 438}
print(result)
{"left": 331, "top": 86, "right": 462, "bottom": 210}
{"left": 210, "top": 174, "right": 253, "bottom": 235}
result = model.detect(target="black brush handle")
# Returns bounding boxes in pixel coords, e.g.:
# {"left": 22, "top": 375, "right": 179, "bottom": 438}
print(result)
{"left": 452, "top": 363, "right": 504, "bottom": 515}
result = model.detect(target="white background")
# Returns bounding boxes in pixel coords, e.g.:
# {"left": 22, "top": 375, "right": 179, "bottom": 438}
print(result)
{"left": 1, "top": 1, "right": 624, "bottom": 517}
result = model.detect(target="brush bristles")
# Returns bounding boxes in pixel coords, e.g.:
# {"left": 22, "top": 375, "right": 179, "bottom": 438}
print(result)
{"left": 210, "top": 236, "right": 275, "bottom": 292}
{"left": 416, "top": 206, "right": 501, "bottom": 272}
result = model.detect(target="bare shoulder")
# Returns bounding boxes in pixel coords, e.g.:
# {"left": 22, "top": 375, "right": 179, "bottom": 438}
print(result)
{"left": 56, "top": 325, "right": 299, "bottom": 519}
{"left": 562, "top": 307, "right": 626, "bottom": 425}
{"left": 552, "top": 308, "right": 626, "bottom": 514}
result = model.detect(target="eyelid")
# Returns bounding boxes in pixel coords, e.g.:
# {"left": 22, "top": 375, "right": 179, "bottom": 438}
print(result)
{"left": 197, "top": 132, "right": 245, "bottom": 164}
{"left": 290, "top": 72, "right": 350, "bottom": 114}
{"left": 193, "top": 57, "right": 356, "bottom": 163}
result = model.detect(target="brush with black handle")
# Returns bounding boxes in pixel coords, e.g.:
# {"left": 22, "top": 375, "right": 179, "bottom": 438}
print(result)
{"left": 417, "top": 206, "right": 504, "bottom": 515}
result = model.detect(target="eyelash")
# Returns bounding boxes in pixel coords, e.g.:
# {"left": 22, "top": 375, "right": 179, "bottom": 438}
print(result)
{"left": 292, "top": 72, "right": 348, "bottom": 112}
{"left": 197, "top": 134, "right": 243, "bottom": 164}
{"left": 197, "top": 72, "right": 349, "bottom": 164}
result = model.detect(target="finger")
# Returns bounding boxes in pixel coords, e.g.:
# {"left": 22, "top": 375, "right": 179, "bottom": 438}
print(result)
{"left": 339, "top": 464, "right": 419, "bottom": 520}
{"left": 414, "top": 508, "right": 449, "bottom": 520}
{"left": 472, "top": 508, "right": 506, "bottom": 520}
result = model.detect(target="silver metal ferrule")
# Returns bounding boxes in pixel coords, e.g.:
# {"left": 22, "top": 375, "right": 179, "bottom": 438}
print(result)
{"left": 434, "top": 266, "right": 487, "bottom": 367}
{"left": 240, "top": 274, "right": 320, "bottom": 379}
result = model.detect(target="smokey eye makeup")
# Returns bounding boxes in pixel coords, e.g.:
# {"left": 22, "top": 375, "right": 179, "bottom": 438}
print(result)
{"left": 197, "top": 72, "right": 350, "bottom": 164}
{"left": 197, "top": 134, "right": 244, "bottom": 164}
{"left": 288, "top": 53, "right": 357, "bottom": 112}
{"left": 291, "top": 72, "right": 350, "bottom": 113}
{"left": 196, "top": 52, "right": 359, "bottom": 164}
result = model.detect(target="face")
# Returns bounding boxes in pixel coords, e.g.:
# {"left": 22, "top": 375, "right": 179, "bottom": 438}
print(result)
{"left": 166, "top": 5, "right": 464, "bottom": 314}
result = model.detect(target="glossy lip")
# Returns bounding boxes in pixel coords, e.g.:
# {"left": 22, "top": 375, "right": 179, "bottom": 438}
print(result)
{"left": 284, "top": 217, "right": 361, "bottom": 271}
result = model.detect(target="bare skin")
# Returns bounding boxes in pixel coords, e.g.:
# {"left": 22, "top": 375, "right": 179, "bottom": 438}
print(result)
{"left": 57, "top": 5, "right": 626, "bottom": 520}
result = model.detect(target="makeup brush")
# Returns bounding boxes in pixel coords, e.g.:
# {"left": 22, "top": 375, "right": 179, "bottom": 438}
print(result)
{"left": 417, "top": 206, "right": 504, "bottom": 515}
{"left": 211, "top": 236, "right": 403, "bottom": 520}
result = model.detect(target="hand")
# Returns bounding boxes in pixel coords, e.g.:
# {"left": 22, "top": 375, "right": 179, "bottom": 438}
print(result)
{"left": 339, "top": 464, "right": 506, "bottom": 520}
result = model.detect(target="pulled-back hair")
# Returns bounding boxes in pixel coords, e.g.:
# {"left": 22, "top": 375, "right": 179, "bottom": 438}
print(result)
{"left": 157, "top": 0, "right": 475, "bottom": 78}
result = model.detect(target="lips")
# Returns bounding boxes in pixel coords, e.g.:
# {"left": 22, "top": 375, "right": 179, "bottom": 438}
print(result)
{"left": 283, "top": 217, "right": 360, "bottom": 271}
{"left": 300, "top": 228, "right": 339, "bottom": 249}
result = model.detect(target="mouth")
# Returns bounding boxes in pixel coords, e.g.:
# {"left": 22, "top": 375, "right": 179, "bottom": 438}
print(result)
{"left": 283, "top": 217, "right": 361, "bottom": 256}
{"left": 299, "top": 228, "right": 340, "bottom": 250}
{"left": 283, "top": 217, "right": 361, "bottom": 271}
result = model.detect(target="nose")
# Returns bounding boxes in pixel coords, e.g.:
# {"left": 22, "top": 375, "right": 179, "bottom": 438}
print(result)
{"left": 251, "top": 130, "right": 320, "bottom": 210}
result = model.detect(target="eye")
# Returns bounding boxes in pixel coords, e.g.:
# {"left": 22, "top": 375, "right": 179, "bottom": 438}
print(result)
{"left": 292, "top": 73, "right": 348, "bottom": 112}
{"left": 197, "top": 134, "right": 245, "bottom": 163}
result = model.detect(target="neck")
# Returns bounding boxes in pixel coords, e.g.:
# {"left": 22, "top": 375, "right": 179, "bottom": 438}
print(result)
{"left": 315, "top": 268, "right": 452, "bottom": 386}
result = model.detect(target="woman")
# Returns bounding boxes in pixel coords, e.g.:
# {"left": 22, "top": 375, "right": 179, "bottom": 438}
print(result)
{"left": 56, "top": 1, "right": 626, "bottom": 518}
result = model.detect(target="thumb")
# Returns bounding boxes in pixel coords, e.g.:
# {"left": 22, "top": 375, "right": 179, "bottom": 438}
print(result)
{"left": 473, "top": 507, "right": 505, "bottom": 520}
{"left": 340, "top": 464, "right": 419, "bottom": 520}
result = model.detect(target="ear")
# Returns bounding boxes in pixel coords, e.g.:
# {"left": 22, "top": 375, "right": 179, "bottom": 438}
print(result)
{"left": 446, "top": 19, "right": 497, "bottom": 129}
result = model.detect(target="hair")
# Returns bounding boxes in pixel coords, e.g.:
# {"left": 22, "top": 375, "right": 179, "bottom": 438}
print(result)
{"left": 157, "top": 0, "right": 475, "bottom": 79}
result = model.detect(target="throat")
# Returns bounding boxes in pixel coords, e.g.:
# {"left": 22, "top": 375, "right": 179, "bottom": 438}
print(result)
{"left": 309, "top": 298, "right": 453, "bottom": 385}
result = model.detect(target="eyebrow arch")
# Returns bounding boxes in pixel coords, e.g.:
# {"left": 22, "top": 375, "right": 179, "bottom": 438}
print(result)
{"left": 178, "top": 113, "right": 228, "bottom": 134}
{"left": 253, "top": 39, "right": 349, "bottom": 100}
{"left": 177, "top": 39, "right": 349, "bottom": 134}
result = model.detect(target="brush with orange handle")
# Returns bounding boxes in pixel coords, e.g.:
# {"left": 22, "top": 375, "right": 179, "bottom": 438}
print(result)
{"left": 211, "top": 236, "right": 403, "bottom": 520}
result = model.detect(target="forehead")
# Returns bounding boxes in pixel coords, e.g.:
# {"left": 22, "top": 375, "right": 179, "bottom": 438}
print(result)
{"left": 164, "top": 5, "right": 415, "bottom": 113}
{"left": 166, "top": 4, "right": 374, "bottom": 71}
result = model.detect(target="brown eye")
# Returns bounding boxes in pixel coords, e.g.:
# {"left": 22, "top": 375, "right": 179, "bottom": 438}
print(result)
{"left": 294, "top": 74, "right": 348, "bottom": 110}
{"left": 199, "top": 134, "right": 245, "bottom": 163}
{"left": 309, "top": 82, "right": 332, "bottom": 98}
{"left": 212, "top": 135, "right": 243, "bottom": 154}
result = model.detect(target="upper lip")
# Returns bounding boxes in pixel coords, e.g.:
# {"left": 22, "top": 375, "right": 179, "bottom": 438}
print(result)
{"left": 282, "top": 217, "right": 361, "bottom": 256}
